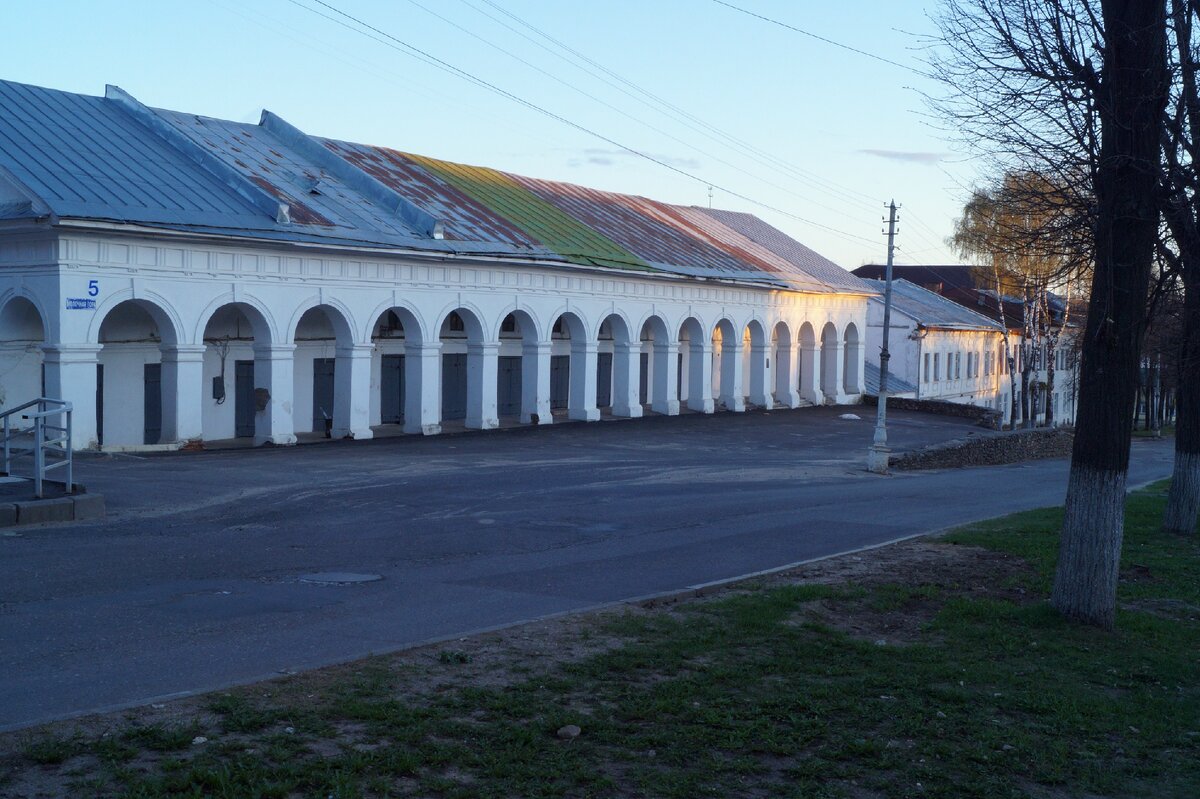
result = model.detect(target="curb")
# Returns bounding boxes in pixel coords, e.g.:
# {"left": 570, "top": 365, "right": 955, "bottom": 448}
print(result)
{"left": 0, "top": 492, "right": 105, "bottom": 527}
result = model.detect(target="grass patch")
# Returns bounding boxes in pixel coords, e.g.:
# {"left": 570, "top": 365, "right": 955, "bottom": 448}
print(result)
{"left": 3, "top": 484, "right": 1197, "bottom": 797}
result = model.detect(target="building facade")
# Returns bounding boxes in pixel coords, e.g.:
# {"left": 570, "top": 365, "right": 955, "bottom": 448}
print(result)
{"left": 0, "top": 80, "right": 874, "bottom": 451}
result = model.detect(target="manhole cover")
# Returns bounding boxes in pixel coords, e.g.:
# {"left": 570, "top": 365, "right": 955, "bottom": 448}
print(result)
{"left": 299, "top": 572, "right": 383, "bottom": 585}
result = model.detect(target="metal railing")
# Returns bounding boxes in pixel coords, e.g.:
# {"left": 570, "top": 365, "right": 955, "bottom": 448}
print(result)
{"left": 1, "top": 398, "right": 73, "bottom": 499}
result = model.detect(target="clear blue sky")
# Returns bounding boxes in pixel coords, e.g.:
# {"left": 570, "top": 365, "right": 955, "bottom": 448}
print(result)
{"left": 1, "top": 0, "right": 974, "bottom": 270}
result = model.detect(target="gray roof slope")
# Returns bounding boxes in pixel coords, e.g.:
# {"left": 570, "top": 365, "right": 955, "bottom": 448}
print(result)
{"left": 865, "top": 278, "right": 1003, "bottom": 331}
{"left": 863, "top": 361, "right": 917, "bottom": 396}
{"left": 0, "top": 79, "right": 865, "bottom": 293}
{"left": 694, "top": 207, "right": 876, "bottom": 292}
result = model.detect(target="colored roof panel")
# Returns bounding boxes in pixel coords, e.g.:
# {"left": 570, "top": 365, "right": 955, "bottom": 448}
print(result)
{"left": 0, "top": 78, "right": 871, "bottom": 294}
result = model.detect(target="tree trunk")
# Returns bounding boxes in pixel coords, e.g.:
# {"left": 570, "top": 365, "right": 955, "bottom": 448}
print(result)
{"left": 1165, "top": 268, "right": 1200, "bottom": 535}
{"left": 1052, "top": 0, "right": 1167, "bottom": 629}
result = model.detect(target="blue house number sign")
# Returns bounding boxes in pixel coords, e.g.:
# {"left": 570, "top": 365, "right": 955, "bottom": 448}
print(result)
{"left": 65, "top": 280, "right": 99, "bottom": 310}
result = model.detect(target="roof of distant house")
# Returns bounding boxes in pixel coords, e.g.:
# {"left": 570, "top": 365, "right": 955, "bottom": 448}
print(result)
{"left": 0, "top": 79, "right": 872, "bottom": 295}
{"left": 863, "top": 278, "right": 1004, "bottom": 331}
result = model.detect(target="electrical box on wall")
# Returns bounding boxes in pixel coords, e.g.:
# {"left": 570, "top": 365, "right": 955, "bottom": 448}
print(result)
{"left": 211, "top": 376, "right": 225, "bottom": 401}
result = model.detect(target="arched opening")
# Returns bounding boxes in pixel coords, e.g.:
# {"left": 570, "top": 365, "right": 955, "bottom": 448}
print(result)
{"left": 713, "top": 319, "right": 744, "bottom": 412}
{"left": 548, "top": 311, "right": 598, "bottom": 421}
{"left": 744, "top": 320, "right": 769, "bottom": 408}
{"left": 0, "top": 293, "right": 46, "bottom": 427}
{"left": 820, "top": 322, "right": 842, "bottom": 403}
{"left": 292, "top": 304, "right": 359, "bottom": 439}
{"left": 201, "top": 302, "right": 279, "bottom": 444}
{"left": 496, "top": 310, "right": 543, "bottom": 424}
{"left": 639, "top": 315, "right": 677, "bottom": 415}
{"left": 843, "top": 322, "right": 863, "bottom": 397}
{"left": 596, "top": 313, "right": 640, "bottom": 418}
{"left": 772, "top": 321, "right": 798, "bottom": 408}
{"left": 0, "top": 296, "right": 46, "bottom": 414}
{"left": 439, "top": 308, "right": 494, "bottom": 429}
{"left": 678, "top": 317, "right": 713, "bottom": 413}
{"left": 371, "top": 307, "right": 432, "bottom": 434}
{"left": 96, "top": 300, "right": 178, "bottom": 447}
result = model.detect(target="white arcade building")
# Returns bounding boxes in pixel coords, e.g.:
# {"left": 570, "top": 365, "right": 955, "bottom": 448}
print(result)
{"left": 0, "top": 80, "right": 875, "bottom": 451}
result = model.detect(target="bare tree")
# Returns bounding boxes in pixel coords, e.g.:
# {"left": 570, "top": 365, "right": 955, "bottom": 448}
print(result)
{"left": 930, "top": 0, "right": 1170, "bottom": 628}
{"left": 1161, "top": 0, "right": 1200, "bottom": 535}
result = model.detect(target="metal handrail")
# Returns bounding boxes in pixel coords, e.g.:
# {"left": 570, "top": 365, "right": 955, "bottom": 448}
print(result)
{"left": 1, "top": 397, "right": 73, "bottom": 498}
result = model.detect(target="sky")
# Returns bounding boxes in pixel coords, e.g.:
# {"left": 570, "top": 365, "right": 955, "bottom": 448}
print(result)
{"left": 0, "top": 0, "right": 978, "bottom": 271}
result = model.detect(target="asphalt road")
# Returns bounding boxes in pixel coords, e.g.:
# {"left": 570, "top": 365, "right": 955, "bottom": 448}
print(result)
{"left": 0, "top": 407, "right": 1176, "bottom": 731}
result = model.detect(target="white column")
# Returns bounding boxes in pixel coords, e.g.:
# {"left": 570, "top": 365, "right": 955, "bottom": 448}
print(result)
{"left": 611, "top": 341, "right": 643, "bottom": 418}
{"left": 42, "top": 344, "right": 100, "bottom": 450}
{"left": 252, "top": 343, "right": 297, "bottom": 446}
{"left": 332, "top": 343, "right": 374, "bottom": 440}
{"left": 160, "top": 344, "right": 206, "bottom": 444}
{"left": 569, "top": 340, "right": 600, "bottom": 421}
{"left": 466, "top": 342, "right": 499, "bottom": 430}
{"left": 822, "top": 340, "right": 848, "bottom": 404}
{"left": 522, "top": 341, "right": 552, "bottom": 424}
{"left": 687, "top": 342, "right": 715, "bottom": 413}
{"left": 652, "top": 341, "right": 680, "bottom": 415}
{"left": 749, "top": 343, "right": 771, "bottom": 408}
{"left": 846, "top": 340, "right": 865, "bottom": 395}
{"left": 405, "top": 341, "right": 442, "bottom": 435}
{"left": 776, "top": 342, "right": 801, "bottom": 408}
{"left": 719, "top": 339, "right": 746, "bottom": 412}
{"left": 800, "top": 343, "right": 822, "bottom": 404}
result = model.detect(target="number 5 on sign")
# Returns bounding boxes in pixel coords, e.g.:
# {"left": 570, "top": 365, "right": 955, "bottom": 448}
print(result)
{"left": 87, "top": 280, "right": 99, "bottom": 297}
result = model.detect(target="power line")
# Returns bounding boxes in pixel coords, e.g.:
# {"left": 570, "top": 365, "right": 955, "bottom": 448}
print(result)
{"left": 464, "top": 0, "right": 886, "bottom": 214}
{"left": 398, "top": 0, "right": 881, "bottom": 221}
{"left": 709, "top": 0, "right": 928, "bottom": 77}
{"left": 284, "top": 0, "right": 881, "bottom": 246}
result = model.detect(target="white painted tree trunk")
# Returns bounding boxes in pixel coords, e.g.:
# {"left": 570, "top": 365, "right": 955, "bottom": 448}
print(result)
{"left": 1051, "top": 466, "right": 1127, "bottom": 630}
{"left": 1164, "top": 451, "right": 1200, "bottom": 535}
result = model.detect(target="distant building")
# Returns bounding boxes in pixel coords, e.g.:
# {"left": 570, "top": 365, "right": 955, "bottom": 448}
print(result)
{"left": 862, "top": 278, "right": 1007, "bottom": 412}
{"left": 854, "top": 265, "right": 1080, "bottom": 427}
{"left": 0, "top": 80, "right": 875, "bottom": 451}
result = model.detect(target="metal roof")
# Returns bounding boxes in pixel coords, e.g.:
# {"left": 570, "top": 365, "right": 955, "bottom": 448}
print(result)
{"left": 865, "top": 278, "right": 1004, "bottom": 331}
{"left": 863, "top": 361, "right": 918, "bottom": 396}
{"left": 0, "top": 79, "right": 868, "bottom": 293}
{"left": 698, "top": 208, "right": 877, "bottom": 293}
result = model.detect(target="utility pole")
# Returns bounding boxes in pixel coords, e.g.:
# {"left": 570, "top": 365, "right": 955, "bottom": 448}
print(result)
{"left": 868, "top": 200, "right": 899, "bottom": 474}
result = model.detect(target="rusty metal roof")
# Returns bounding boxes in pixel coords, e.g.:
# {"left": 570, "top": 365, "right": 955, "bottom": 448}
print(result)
{"left": 0, "top": 79, "right": 868, "bottom": 293}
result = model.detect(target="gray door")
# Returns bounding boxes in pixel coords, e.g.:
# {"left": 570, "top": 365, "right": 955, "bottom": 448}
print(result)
{"left": 497, "top": 356, "right": 522, "bottom": 417}
{"left": 550, "top": 355, "right": 570, "bottom": 410}
{"left": 143, "top": 363, "right": 162, "bottom": 445}
{"left": 380, "top": 354, "right": 405, "bottom": 425}
{"left": 234, "top": 360, "right": 255, "bottom": 438}
{"left": 442, "top": 353, "right": 467, "bottom": 420}
{"left": 312, "top": 358, "right": 336, "bottom": 432}
{"left": 596, "top": 352, "right": 613, "bottom": 408}
{"left": 95, "top": 363, "right": 104, "bottom": 447}
{"left": 639, "top": 352, "right": 649, "bottom": 404}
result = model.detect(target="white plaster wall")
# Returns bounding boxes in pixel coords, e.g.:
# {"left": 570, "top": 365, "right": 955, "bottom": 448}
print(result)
{"left": 1, "top": 230, "right": 873, "bottom": 448}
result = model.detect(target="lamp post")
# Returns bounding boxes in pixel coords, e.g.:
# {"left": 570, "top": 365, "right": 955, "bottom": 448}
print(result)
{"left": 868, "top": 200, "right": 899, "bottom": 474}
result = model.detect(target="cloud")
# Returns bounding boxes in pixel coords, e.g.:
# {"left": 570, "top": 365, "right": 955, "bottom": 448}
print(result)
{"left": 567, "top": 148, "right": 700, "bottom": 170}
{"left": 858, "top": 149, "right": 946, "bottom": 165}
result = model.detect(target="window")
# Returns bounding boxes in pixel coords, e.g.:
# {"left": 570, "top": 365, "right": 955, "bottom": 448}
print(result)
{"left": 955, "top": 352, "right": 962, "bottom": 380}
{"left": 500, "top": 314, "right": 517, "bottom": 333}
{"left": 934, "top": 353, "right": 940, "bottom": 381}
{"left": 923, "top": 353, "right": 931, "bottom": 383}
{"left": 447, "top": 311, "right": 464, "bottom": 332}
